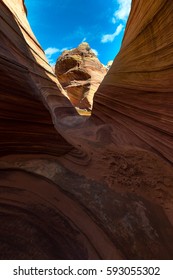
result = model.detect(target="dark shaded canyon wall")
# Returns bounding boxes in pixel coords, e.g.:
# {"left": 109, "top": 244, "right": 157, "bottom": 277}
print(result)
{"left": 93, "top": 0, "right": 173, "bottom": 163}
{"left": 1, "top": 0, "right": 173, "bottom": 260}
{"left": 0, "top": 0, "right": 75, "bottom": 156}
{"left": 0, "top": 0, "right": 121, "bottom": 260}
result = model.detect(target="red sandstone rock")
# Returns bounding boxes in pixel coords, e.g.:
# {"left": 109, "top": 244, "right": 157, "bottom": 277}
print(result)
{"left": 55, "top": 42, "right": 107, "bottom": 111}
{"left": 0, "top": 0, "right": 173, "bottom": 260}
{"left": 93, "top": 0, "right": 173, "bottom": 164}
{"left": 0, "top": 0, "right": 77, "bottom": 156}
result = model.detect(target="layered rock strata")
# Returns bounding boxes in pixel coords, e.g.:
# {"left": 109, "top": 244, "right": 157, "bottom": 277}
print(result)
{"left": 0, "top": 0, "right": 77, "bottom": 156}
{"left": 55, "top": 42, "right": 107, "bottom": 111}
{"left": 93, "top": 0, "right": 173, "bottom": 164}
{"left": 0, "top": 0, "right": 173, "bottom": 260}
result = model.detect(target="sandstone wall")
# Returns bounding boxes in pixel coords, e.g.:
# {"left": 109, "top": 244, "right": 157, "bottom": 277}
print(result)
{"left": 0, "top": 0, "right": 75, "bottom": 156}
{"left": 0, "top": 0, "right": 173, "bottom": 260}
{"left": 93, "top": 0, "right": 173, "bottom": 163}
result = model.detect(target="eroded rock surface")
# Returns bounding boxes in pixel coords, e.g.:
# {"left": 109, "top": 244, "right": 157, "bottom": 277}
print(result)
{"left": 0, "top": 0, "right": 173, "bottom": 260}
{"left": 55, "top": 42, "right": 107, "bottom": 111}
{"left": 0, "top": 0, "right": 78, "bottom": 157}
{"left": 93, "top": 0, "right": 173, "bottom": 164}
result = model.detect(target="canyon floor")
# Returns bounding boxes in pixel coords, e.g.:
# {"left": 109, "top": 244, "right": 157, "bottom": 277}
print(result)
{"left": 0, "top": 0, "right": 173, "bottom": 259}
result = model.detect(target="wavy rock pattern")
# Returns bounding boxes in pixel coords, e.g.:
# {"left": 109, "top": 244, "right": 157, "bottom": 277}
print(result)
{"left": 0, "top": 169, "right": 123, "bottom": 259}
{"left": 93, "top": 0, "right": 173, "bottom": 163}
{"left": 0, "top": 0, "right": 76, "bottom": 156}
{"left": 0, "top": 0, "right": 173, "bottom": 260}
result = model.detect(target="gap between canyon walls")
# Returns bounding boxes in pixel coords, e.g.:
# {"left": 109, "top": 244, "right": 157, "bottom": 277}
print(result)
{"left": 0, "top": 0, "right": 173, "bottom": 260}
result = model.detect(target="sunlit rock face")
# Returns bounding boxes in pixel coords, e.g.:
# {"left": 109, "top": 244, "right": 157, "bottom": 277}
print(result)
{"left": 0, "top": 0, "right": 173, "bottom": 260}
{"left": 93, "top": 0, "right": 173, "bottom": 164}
{"left": 55, "top": 42, "right": 107, "bottom": 111}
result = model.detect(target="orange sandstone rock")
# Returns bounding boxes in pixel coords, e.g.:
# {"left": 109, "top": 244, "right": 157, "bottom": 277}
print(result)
{"left": 93, "top": 0, "right": 173, "bottom": 164}
{"left": 1, "top": 0, "right": 173, "bottom": 260}
{"left": 55, "top": 42, "right": 107, "bottom": 110}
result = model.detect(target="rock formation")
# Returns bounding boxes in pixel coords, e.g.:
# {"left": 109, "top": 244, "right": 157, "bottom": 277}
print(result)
{"left": 0, "top": 0, "right": 78, "bottom": 157}
{"left": 0, "top": 0, "right": 173, "bottom": 260}
{"left": 55, "top": 42, "right": 107, "bottom": 111}
{"left": 106, "top": 60, "right": 113, "bottom": 70}
{"left": 93, "top": 0, "right": 173, "bottom": 164}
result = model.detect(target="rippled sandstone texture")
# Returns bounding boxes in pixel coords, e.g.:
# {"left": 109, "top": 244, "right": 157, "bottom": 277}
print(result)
{"left": 93, "top": 0, "right": 173, "bottom": 163}
{"left": 55, "top": 42, "right": 107, "bottom": 111}
{"left": 0, "top": 0, "right": 173, "bottom": 260}
{"left": 0, "top": 0, "right": 77, "bottom": 157}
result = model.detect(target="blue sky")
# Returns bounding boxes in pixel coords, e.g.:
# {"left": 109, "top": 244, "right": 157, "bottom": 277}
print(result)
{"left": 25, "top": 0, "right": 132, "bottom": 66}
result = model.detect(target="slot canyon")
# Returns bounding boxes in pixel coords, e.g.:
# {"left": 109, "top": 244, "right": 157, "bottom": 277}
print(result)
{"left": 0, "top": 0, "right": 173, "bottom": 259}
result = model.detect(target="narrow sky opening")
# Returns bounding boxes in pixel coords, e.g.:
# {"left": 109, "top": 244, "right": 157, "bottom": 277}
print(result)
{"left": 25, "top": 0, "right": 132, "bottom": 66}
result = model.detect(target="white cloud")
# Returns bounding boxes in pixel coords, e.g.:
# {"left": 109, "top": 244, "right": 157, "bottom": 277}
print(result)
{"left": 112, "top": 18, "right": 116, "bottom": 24}
{"left": 82, "top": 37, "right": 87, "bottom": 42}
{"left": 101, "top": 24, "right": 124, "bottom": 43}
{"left": 60, "top": 47, "right": 68, "bottom": 53}
{"left": 45, "top": 47, "right": 68, "bottom": 65}
{"left": 45, "top": 47, "right": 60, "bottom": 57}
{"left": 112, "top": 0, "right": 132, "bottom": 23}
{"left": 101, "top": 0, "right": 131, "bottom": 43}
{"left": 91, "top": 48, "right": 99, "bottom": 56}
